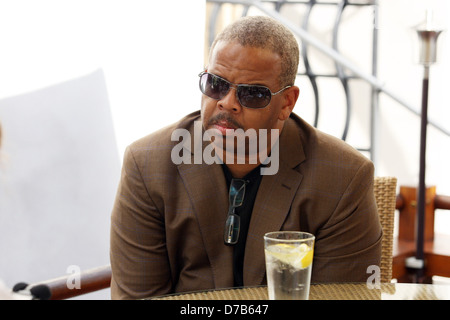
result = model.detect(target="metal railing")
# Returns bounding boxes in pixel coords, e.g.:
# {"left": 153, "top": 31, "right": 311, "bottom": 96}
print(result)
{"left": 206, "top": 0, "right": 450, "bottom": 162}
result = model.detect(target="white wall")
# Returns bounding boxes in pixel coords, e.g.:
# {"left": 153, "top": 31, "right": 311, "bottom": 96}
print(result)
{"left": 0, "top": 0, "right": 206, "bottom": 159}
{"left": 0, "top": 0, "right": 205, "bottom": 299}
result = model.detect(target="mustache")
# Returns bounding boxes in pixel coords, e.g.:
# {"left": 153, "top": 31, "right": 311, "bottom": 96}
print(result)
{"left": 207, "top": 113, "right": 243, "bottom": 130}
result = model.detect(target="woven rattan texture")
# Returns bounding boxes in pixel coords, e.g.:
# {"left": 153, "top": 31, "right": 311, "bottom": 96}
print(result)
{"left": 373, "top": 177, "right": 397, "bottom": 283}
{"left": 153, "top": 286, "right": 268, "bottom": 300}
{"left": 152, "top": 283, "right": 402, "bottom": 300}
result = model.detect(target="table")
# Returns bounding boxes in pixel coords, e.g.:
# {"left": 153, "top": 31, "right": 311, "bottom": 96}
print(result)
{"left": 151, "top": 283, "right": 450, "bottom": 300}
{"left": 393, "top": 234, "right": 450, "bottom": 281}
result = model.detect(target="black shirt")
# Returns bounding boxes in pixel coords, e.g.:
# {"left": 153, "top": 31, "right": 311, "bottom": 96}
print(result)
{"left": 222, "top": 164, "right": 263, "bottom": 287}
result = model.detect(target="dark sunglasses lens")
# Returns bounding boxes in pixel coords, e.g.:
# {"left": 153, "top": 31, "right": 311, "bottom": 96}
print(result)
{"left": 199, "top": 73, "right": 229, "bottom": 100}
{"left": 238, "top": 86, "right": 271, "bottom": 108}
{"left": 224, "top": 213, "right": 240, "bottom": 245}
{"left": 230, "top": 180, "right": 245, "bottom": 206}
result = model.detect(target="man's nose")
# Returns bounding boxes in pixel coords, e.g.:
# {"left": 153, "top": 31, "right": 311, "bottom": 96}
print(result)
{"left": 218, "top": 87, "right": 242, "bottom": 112}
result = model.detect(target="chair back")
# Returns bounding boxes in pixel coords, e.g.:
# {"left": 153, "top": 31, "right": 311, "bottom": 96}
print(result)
{"left": 373, "top": 176, "right": 397, "bottom": 283}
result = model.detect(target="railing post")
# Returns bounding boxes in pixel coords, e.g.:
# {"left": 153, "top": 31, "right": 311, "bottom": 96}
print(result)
{"left": 398, "top": 185, "right": 436, "bottom": 242}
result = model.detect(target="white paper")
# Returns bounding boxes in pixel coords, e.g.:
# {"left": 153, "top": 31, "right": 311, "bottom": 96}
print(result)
{"left": 0, "top": 69, "right": 120, "bottom": 299}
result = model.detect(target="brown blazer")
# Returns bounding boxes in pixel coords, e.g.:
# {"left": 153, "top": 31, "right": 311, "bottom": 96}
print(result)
{"left": 110, "top": 111, "right": 382, "bottom": 299}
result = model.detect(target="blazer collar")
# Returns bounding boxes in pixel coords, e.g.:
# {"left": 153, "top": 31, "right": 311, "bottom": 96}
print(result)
{"left": 177, "top": 161, "right": 234, "bottom": 289}
{"left": 278, "top": 114, "right": 306, "bottom": 169}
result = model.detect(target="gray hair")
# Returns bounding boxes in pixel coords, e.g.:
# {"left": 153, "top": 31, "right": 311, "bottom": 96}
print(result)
{"left": 210, "top": 15, "right": 299, "bottom": 87}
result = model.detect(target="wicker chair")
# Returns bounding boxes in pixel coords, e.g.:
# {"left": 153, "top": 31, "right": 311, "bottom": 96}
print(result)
{"left": 373, "top": 176, "right": 397, "bottom": 283}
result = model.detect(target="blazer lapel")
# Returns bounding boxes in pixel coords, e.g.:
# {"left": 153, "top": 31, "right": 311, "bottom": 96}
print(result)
{"left": 177, "top": 162, "right": 234, "bottom": 288}
{"left": 243, "top": 117, "right": 305, "bottom": 285}
{"left": 176, "top": 118, "right": 234, "bottom": 288}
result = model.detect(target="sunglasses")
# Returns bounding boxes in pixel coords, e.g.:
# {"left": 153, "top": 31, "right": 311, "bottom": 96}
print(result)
{"left": 199, "top": 71, "right": 291, "bottom": 109}
{"left": 224, "top": 179, "right": 247, "bottom": 245}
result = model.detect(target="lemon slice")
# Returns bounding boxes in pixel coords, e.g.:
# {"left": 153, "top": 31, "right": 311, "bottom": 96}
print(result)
{"left": 266, "top": 243, "right": 313, "bottom": 269}
{"left": 299, "top": 250, "right": 313, "bottom": 268}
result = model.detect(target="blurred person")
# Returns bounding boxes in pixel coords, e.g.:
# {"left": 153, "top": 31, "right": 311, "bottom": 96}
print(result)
{"left": 110, "top": 16, "right": 382, "bottom": 299}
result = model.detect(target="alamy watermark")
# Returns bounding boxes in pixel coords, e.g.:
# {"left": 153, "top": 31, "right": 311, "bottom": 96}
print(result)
{"left": 66, "top": 265, "right": 81, "bottom": 290}
{"left": 171, "top": 121, "right": 280, "bottom": 175}
{"left": 366, "top": 265, "right": 381, "bottom": 289}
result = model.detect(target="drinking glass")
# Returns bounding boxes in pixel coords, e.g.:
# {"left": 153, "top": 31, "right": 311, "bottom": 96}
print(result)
{"left": 264, "top": 231, "right": 315, "bottom": 300}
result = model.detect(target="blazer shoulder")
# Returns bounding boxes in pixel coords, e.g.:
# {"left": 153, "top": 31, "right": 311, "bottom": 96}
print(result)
{"left": 288, "top": 113, "right": 372, "bottom": 167}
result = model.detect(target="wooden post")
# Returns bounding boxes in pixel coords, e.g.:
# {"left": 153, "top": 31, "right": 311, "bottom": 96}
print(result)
{"left": 398, "top": 185, "right": 436, "bottom": 242}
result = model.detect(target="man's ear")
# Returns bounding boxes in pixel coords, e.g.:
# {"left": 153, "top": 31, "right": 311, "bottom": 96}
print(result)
{"left": 278, "top": 86, "right": 300, "bottom": 121}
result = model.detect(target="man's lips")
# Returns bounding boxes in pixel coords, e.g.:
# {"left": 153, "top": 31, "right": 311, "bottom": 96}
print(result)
{"left": 207, "top": 114, "right": 242, "bottom": 135}
{"left": 212, "top": 121, "right": 237, "bottom": 134}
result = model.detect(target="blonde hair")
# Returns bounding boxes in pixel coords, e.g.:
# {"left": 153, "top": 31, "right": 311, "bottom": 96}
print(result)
{"left": 210, "top": 16, "right": 299, "bottom": 87}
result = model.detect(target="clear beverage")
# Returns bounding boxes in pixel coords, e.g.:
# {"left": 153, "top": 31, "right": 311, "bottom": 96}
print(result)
{"left": 264, "top": 231, "right": 315, "bottom": 300}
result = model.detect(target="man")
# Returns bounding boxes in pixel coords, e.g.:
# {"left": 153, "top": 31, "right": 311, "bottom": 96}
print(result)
{"left": 110, "top": 16, "right": 382, "bottom": 299}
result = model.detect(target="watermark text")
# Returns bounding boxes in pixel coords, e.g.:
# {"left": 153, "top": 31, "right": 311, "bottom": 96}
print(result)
{"left": 171, "top": 121, "right": 280, "bottom": 175}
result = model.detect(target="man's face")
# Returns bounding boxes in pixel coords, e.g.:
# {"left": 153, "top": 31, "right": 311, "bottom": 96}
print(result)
{"left": 201, "top": 40, "right": 290, "bottom": 136}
